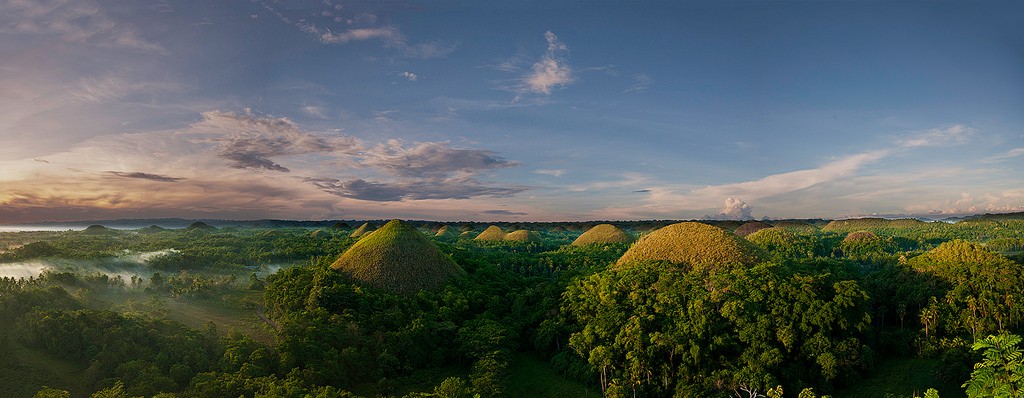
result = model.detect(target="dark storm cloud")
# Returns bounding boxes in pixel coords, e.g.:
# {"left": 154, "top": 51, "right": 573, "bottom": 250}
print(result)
{"left": 105, "top": 171, "right": 184, "bottom": 182}
{"left": 307, "top": 177, "right": 524, "bottom": 202}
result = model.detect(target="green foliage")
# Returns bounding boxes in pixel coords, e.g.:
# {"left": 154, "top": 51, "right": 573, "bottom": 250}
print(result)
{"left": 745, "top": 227, "right": 817, "bottom": 259}
{"left": 331, "top": 220, "right": 465, "bottom": 295}
{"left": 32, "top": 386, "right": 71, "bottom": 398}
{"left": 571, "top": 224, "right": 634, "bottom": 246}
{"left": 963, "top": 334, "right": 1024, "bottom": 398}
{"left": 562, "top": 261, "right": 873, "bottom": 396}
{"left": 909, "top": 240, "right": 1024, "bottom": 339}
{"left": 616, "top": 222, "right": 766, "bottom": 269}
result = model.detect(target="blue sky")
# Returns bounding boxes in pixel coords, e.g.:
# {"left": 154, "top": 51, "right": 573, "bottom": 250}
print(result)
{"left": 1, "top": 0, "right": 1022, "bottom": 222}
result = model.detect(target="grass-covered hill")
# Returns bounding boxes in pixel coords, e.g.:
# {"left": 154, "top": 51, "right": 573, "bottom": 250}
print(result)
{"left": 350, "top": 222, "right": 375, "bottom": 238}
{"left": 571, "top": 223, "right": 634, "bottom": 246}
{"left": 616, "top": 221, "right": 765, "bottom": 268}
{"left": 331, "top": 220, "right": 464, "bottom": 294}
{"left": 434, "top": 225, "right": 460, "bottom": 239}
{"left": 503, "top": 230, "right": 540, "bottom": 242}
{"left": 474, "top": 225, "right": 506, "bottom": 241}
{"left": 733, "top": 220, "right": 771, "bottom": 237}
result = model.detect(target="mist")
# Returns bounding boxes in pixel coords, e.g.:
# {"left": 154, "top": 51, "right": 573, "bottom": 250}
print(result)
{"left": 0, "top": 249, "right": 179, "bottom": 281}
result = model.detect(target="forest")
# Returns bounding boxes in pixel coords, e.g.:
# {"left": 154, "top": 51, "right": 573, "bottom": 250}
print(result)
{"left": 1, "top": 215, "right": 1023, "bottom": 398}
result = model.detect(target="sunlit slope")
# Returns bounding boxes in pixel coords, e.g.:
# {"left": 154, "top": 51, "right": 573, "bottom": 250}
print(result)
{"left": 571, "top": 224, "right": 634, "bottom": 246}
{"left": 331, "top": 220, "right": 463, "bottom": 294}
{"left": 504, "top": 230, "right": 540, "bottom": 242}
{"left": 616, "top": 221, "right": 765, "bottom": 268}
{"left": 474, "top": 225, "right": 506, "bottom": 241}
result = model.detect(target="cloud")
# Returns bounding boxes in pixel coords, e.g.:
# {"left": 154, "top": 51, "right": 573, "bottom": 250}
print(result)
{"left": 633, "top": 189, "right": 651, "bottom": 193}
{"left": 0, "top": 0, "right": 164, "bottom": 52}
{"left": 190, "top": 110, "right": 353, "bottom": 172}
{"left": 897, "top": 124, "right": 974, "bottom": 148}
{"left": 105, "top": 171, "right": 183, "bottom": 182}
{"left": 481, "top": 209, "right": 527, "bottom": 216}
{"left": 313, "top": 26, "right": 402, "bottom": 44}
{"left": 70, "top": 75, "right": 177, "bottom": 104}
{"left": 624, "top": 73, "right": 653, "bottom": 93}
{"left": 522, "top": 31, "right": 574, "bottom": 95}
{"left": 307, "top": 177, "right": 524, "bottom": 202}
{"left": 401, "top": 71, "right": 418, "bottom": 81}
{"left": 364, "top": 141, "right": 518, "bottom": 179}
{"left": 704, "top": 197, "right": 753, "bottom": 220}
{"left": 534, "top": 169, "right": 565, "bottom": 177}
{"left": 983, "top": 147, "right": 1024, "bottom": 163}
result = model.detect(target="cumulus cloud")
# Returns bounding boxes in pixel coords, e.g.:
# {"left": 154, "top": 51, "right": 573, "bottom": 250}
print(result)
{"left": 104, "top": 171, "right": 183, "bottom": 182}
{"left": 401, "top": 71, "right": 418, "bottom": 81}
{"left": 363, "top": 140, "right": 518, "bottom": 179}
{"left": 897, "top": 124, "right": 974, "bottom": 148}
{"left": 522, "top": 31, "right": 573, "bottom": 95}
{"left": 190, "top": 110, "right": 353, "bottom": 172}
{"left": 306, "top": 177, "right": 523, "bottom": 202}
{"left": 0, "top": 0, "right": 164, "bottom": 52}
{"left": 705, "top": 197, "right": 753, "bottom": 220}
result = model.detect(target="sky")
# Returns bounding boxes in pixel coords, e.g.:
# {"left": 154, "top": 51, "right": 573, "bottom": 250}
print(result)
{"left": 1, "top": 0, "right": 1023, "bottom": 223}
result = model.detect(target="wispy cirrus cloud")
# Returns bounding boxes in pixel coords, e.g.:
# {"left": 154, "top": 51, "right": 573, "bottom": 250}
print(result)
{"left": 624, "top": 73, "right": 653, "bottom": 93}
{"left": 897, "top": 124, "right": 974, "bottom": 148}
{"left": 0, "top": 0, "right": 164, "bottom": 52}
{"left": 104, "top": 171, "right": 184, "bottom": 182}
{"left": 983, "top": 147, "right": 1024, "bottom": 163}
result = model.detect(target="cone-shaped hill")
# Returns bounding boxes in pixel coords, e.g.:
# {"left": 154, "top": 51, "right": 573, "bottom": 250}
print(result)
{"left": 504, "top": 230, "right": 540, "bottom": 242}
{"left": 82, "top": 225, "right": 110, "bottom": 235}
{"left": 186, "top": 222, "right": 216, "bottom": 231}
{"left": 572, "top": 224, "right": 634, "bottom": 246}
{"left": 733, "top": 221, "right": 771, "bottom": 237}
{"left": 616, "top": 222, "right": 765, "bottom": 269}
{"left": 350, "top": 222, "right": 375, "bottom": 238}
{"left": 138, "top": 225, "right": 167, "bottom": 234}
{"left": 474, "top": 225, "right": 506, "bottom": 241}
{"left": 842, "top": 230, "right": 879, "bottom": 243}
{"left": 331, "top": 220, "right": 464, "bottom": 294}
{"left": 434, "top": 225, "right": 460, "bottom": 239}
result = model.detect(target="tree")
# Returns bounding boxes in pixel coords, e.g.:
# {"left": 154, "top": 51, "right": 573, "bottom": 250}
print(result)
{"left": 32, "top": 387, "right": 70, "bottom": 398}
{"left": 963, "top": 334, "right": 1024, "bottom": 398}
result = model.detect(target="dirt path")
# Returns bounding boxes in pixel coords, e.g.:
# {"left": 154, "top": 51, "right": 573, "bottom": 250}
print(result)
{"left": 255, "top": 302, "right": 280, "bottom": 331}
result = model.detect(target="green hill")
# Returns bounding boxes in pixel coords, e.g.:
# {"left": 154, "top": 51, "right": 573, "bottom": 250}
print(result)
{"left": 474, "top": 225, "right": 506, "bottom": 241}
{"left": 617, "top": 222, "right": 765, "bottom": 269}
{"left": 504, "top": 230, "right": 540, "bottom": 242}
{"left": 571, "top": 224, "right": 634, "bottom": 246}
{"left": 331, "top": 220, "right": 464, "bottom": 294}
{"left": 733, "top": 221, "right": 771, "bottom": 237}
{"left": 350, "top": 222, "right": 375, "bottom": 238}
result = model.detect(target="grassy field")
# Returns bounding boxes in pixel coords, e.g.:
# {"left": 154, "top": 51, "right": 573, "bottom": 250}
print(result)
{"left": 507, "top": 352, "right": 598, "bottom": 398}
{"left": 835, "top": 358, "right": 964, "bottom": 398}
